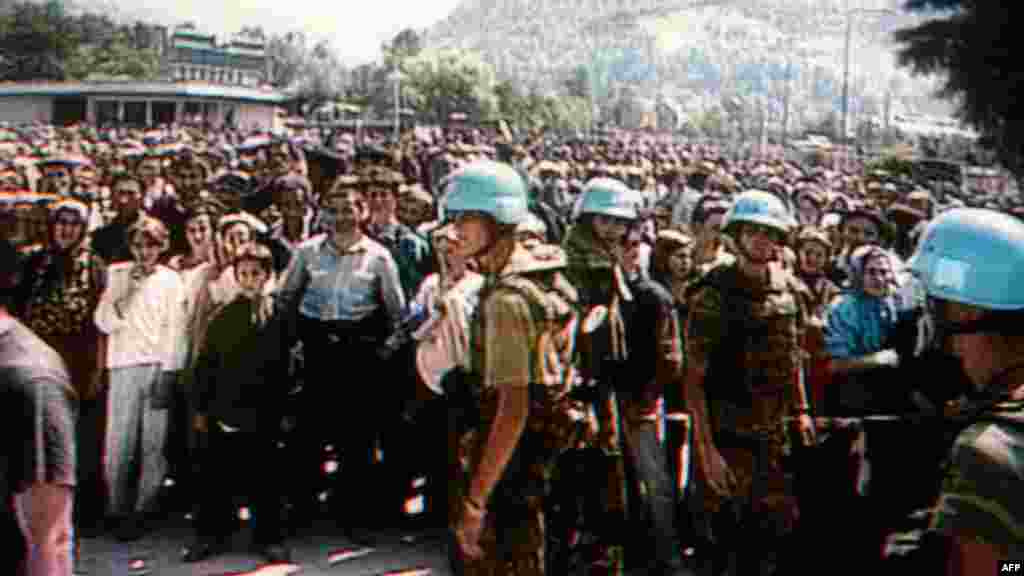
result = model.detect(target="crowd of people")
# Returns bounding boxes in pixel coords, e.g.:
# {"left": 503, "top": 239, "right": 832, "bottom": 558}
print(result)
{"left": 1, "top": 120, "right": 1023, "bottom": 576}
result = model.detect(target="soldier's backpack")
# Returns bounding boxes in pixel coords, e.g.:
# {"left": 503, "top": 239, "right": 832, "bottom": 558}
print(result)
{"left": 489, "top": 246, "right": 588, "bottom": 460}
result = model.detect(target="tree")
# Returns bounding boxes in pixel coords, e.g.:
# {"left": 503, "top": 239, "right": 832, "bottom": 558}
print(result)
{"left": 267, "top": 31, "right": 309, "bottom": 88}
{"left": 894, "top": 0, "right": 1022, "bottom": 175}
{"left": 65, "top": 34, "right": 160, "bottom": 80}
{"left": 401, "top": 48, "right": 498, "bottom": 125}
{"left": 695, "top": 108, "right": 726, "bottom": 138}
{"left": 267, "top": 31, "right": 347, "bottom": 114}
{"left": 565, "top": 65, "right": 592, "bottom": 100}
{"left": 382, "top": 28, "right": 423, "bottom": 69}
{"left": 0, "top": 0, "right": 79, "bottom": 80}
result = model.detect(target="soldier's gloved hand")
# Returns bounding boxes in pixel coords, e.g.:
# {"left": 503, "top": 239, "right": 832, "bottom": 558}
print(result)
{"left": 872, "top": 349, "right": 901, "bottom": 368}
{"left": 280, "top": 416, "right": 295, "bottom": 433}
{"left": 794, "top": 412, "right": 816, "bottom": 447}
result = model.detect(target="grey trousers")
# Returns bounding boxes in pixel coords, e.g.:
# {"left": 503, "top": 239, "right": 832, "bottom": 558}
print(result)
{"left": 103, "top": 363, "right": 167, "bottom": 517}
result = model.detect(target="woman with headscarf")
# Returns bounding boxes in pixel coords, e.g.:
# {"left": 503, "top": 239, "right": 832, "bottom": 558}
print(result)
{"left": 824, "top": 244, "right": 904, "bottom": 416}
{"left": 15, "top": 199, "right": 108, "bottom": 530}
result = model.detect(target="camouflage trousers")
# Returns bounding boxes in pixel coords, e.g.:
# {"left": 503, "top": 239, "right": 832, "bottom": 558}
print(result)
{"left": 705, "top": 395, "right": 799, "bottom": 576}
{"left": 450, "top": 427, "right": 548, "bottom": 575}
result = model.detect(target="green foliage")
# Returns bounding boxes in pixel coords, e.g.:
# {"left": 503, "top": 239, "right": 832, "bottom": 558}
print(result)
{"left": 0, "top": 1, "right": 162, "bottom": 81}
{"left": 494, "top": 79, "right": 591, "bottom": 133}
{"left": 382, "top": 28, "right": 423, "bottom": 70}
{"left": 0, "top": 0, "right": 79, "bottom": 80}
{"left": 65, "top": 30, "right": 159, "bottom": 80}
{"left": 401, "top": 48, "right": 498, "bottom": 125}
{"left": 267, "top": 32, "right": 347, "bottom": 114}
{"left": 564, "top": 65, "right": 591, "bottom": 100}
{"left": 895, "top": 1, "right": 1022, "bottom": 175}
{"left": 694, "top": 108, "right": 726, "bottom": 138}
{"left": 865, "top": 155, "right": 914, "bottom": 178}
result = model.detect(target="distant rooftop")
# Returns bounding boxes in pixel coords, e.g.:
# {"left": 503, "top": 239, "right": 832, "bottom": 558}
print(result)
{"left": 0, "top": 81, "right": 287, "bottom": 104}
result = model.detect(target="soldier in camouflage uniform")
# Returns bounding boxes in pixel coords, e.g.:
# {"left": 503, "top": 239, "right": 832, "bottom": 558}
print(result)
{"left": 683, "top": 190, "right": 815, "bottom": 576}
{"left": 560, "top": 177, "right": 641, "bottom": 575}
{"left": 884, "top": 208, "right": 1024, "bottom": 574}
{"left": 446, "top": 160, "right": 580, "bottom": 576}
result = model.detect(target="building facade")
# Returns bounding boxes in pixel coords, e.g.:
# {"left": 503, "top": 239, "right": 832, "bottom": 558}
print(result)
{"left": 0, "top": 82, "right": 286, "bottom": 131}
{"left": 162, "top": 25, "right": 270, "bottom": 87}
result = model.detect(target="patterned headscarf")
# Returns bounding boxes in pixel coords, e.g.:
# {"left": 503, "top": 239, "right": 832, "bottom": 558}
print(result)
{"left": 848, "top": 244, "right": 890, "bottom": 294}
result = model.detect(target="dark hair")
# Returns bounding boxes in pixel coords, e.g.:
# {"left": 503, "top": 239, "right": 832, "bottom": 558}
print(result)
{"left": 691, "top": 194, "right": 730, "bottom": 227}
{"left": 109, "top": 171, "right": 144, "bottom": 192}
{"left": 0, "top": 235, "right": 20, "bottom": 308}
{"left": 233, "top": 242, "right": 274, "bottom": 275}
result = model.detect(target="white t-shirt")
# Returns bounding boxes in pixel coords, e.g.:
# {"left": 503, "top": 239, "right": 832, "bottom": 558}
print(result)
{"left": 412, "top": 271, "right": 484, "bottom": 395}
{"left": 94, "top": 263, "right": 184, "bottom": 370}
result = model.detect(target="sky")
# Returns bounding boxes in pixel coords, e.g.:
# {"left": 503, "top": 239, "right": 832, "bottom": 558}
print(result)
{"left": 95, "top": 0, "right": 462, "bottom": 65}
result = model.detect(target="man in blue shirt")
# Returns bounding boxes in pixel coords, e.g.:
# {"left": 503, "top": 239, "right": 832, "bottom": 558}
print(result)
{"left": 277, "top": 174, "right": 405, "bottom": 539}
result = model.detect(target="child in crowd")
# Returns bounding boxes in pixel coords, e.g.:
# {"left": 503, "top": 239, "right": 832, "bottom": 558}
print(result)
{"left": 185, "top": 243, "right": 292, "bottom": 564}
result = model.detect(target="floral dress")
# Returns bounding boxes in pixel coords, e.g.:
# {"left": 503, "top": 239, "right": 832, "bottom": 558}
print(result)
{"left": 18, "top": 242, "right": 108, "bottom": 399}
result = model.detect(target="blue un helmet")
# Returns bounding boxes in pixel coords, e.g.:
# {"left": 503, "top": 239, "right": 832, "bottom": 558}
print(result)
{"left": 909, "top": 207, "right": 1024, "bottom": 311}
{"left": 721, "top": 189, "right": 796, "bottom": 241}
{"left": 440, "top": 160, "right": 529, "bottom": 226}
{"left": 575, "top": 177, "right": 641, "bottom": 221}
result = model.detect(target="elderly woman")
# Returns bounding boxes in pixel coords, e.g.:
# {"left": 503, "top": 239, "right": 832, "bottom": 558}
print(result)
{"left": 824, "top": 244, "right": 904, "bottom": 416}
{"left": 15, "top": 199, "right": 108, "bottom": 535}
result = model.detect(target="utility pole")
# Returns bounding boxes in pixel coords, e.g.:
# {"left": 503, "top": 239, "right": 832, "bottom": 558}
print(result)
{"left": 840, "top": 0, "right": 852, "bottom": 149}
{"left": 883, "top": 89, "right": 891, "bottom": 145}
{"left": 782, "top": 58, "right": 792, "bottom": 148}
{"left": 842, "top": 6, "right": 898, "bottom": 163}
{"left": 389, "top": 70, "right": 402, "bottom": 142}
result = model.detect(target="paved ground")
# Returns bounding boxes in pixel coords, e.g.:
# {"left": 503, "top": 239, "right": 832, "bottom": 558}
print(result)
{"left": 76, "top": 516, "right": 699, "bottom": 575}
{"left": 76, "top": 516, "right": 453, "bottom": 576}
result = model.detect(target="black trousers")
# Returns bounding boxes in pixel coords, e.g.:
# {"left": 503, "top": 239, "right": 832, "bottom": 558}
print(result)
{"left": 294, "top": 316, "right": 392, "bottom": 526}
{"left": 193, "top": 422, "right": 287, "bottom": 547}
{"left": 622, "top": 414, "right": 678, "bottom": 573}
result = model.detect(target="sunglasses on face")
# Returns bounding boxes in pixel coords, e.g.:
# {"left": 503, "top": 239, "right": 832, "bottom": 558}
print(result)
{"left": 55, "top": 217, "right": 82, "bottom": 226}
{"left": 45, "top": 172, "right": 70, "bottom": 180}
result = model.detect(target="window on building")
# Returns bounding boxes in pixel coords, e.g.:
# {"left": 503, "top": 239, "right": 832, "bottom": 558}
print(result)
{"left": 123, "top": 101, "right": 147, "bottom": 126}
{"left": 184, "top": 101, "right": 202, "bottom": 121}
{"left": 224, "top": 105, "right": 237, "bottom": 128}
{"left": 151, "top": 101, "right": 176, "bottom": 126}
{"left": 95, "top": 101, "right": 118, "bottom": 126}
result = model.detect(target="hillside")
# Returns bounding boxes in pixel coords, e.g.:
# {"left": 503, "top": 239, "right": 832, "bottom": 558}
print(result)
{"left": 424, "top": 0, "right": 953, "bottom": 129}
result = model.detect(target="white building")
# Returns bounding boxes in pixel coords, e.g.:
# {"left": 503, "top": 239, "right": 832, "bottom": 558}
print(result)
{"left": 0, "top": 81, "right": 287, "bottom": 131}
{"left": 163, "top": 25, "right": 270, "bottom": 87}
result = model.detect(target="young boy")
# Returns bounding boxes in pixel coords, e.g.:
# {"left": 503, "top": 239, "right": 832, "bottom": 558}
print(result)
{"left": 185, "top": 243, "right": 292, "bottom": 565}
